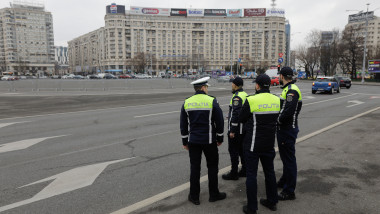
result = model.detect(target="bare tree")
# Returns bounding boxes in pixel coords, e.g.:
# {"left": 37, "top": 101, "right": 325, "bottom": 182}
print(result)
{"left": 131, "top": 52, "right": 155, "bottom": 73}
{"left": 340, "top": 25, "right": 364, "bottom": 79}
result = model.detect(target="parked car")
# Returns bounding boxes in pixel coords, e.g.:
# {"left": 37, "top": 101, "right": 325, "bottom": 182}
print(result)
{"left": 335, "top": 76, "right": 351, "bottom": 89}
{"left": 312, "top": 77, "right": 340, "bottom": 94}
{"left": 73, "top": 75, "right": 85, "bottom": 79}
{"left": 271, "top": 76, "right": 280, "bottom": 86}
{"left": 217, "top": 75, "right": 230, "bottom": 83}
{"left": 118, "top": 74, "right": 132, "bottom": 79}
{"left": 1, "top": 75, "right": 19, "bottom": 81}
{"left": 62, "top": 74, "right": 75, "bottom": 79}
{"left": 51, "top": 75, "right": 61, "bottom": 79}
{"left": 103, "top": 74, "right": 117, "bottom": 79}
{"left": 134, "top": 74, "right": 152, "bottom": 79}
{"left": 87, "top": 74, "right": 101, "bottom": 79}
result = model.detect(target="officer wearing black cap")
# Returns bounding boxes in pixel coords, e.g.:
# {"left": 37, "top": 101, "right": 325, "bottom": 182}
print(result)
{"left": 180, "top": 77, "right": 226, "bottom": 205}
{"left": 277, "top": 67, "right": 302, "bottom": 201}
{"left": 222, "top": 76, "right": 248, "bottom": 180}
{"left": 239, "top": 74, "right": 280, "bottom": 214}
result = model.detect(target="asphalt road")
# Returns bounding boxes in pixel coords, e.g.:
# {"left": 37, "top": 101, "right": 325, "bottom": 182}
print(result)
{"left": 0, "top": 80, "right": 379, "bottom": 214}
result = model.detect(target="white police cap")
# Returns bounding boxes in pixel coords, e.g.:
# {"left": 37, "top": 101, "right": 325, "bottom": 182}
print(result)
{"left": 191, "top": 77, "right": 210, "bottom": 86}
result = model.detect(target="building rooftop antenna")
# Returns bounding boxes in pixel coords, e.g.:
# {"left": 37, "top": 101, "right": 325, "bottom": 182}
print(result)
{"left": 271, "top": 0, "right": 277, "bottom": 8}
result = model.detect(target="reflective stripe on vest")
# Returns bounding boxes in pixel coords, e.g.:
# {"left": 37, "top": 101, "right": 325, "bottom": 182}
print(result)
{"left": 280, "top": 84, "right": 302, "bottom": 101}
{"left": 246, "top": 93, "right": 280, "bottom": 152}
{"left": 184, "top": 94, "right": 214, "bottom": 144}
{"left": 229, "top": 91, "right": 248, "bottom": 105}
{"left": 184, "top": 94, "right": 214, "bottom": 111}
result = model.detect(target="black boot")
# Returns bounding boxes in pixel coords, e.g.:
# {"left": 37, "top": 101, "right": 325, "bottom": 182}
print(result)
{"left": 278, "top": 192, "right": 296, "bottom": 201}
{"left": 260, "top": 199, "right": 277, "bottom": 211}
{"left": 188, "top": 194, "right": 200, "bottom": 205}
{"left": 238, "top": 169, "right": 246, "bottom": 177}
{"left": 222, "top": 171, "right": 239, "bottom": 180}
{"left": 209, "top": 192, "right": 227, "bottom": 202}
{"left": 243, "top": 205, "right": 257, "bottom": 214}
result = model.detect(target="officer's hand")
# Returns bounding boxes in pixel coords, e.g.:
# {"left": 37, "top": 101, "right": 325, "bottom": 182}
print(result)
{"left": 183, "top": 145, "right": 189, "bottom": 150}
{"left": 217, "top": 142, "right": 222, "bottom": 146}
{"left": 229, "top": 133, "right": 235, "bottom": 139}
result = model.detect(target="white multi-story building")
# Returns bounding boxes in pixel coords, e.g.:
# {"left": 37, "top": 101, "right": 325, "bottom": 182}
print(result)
{"left": 0, "top": 1, "right": 55, "bottom": 75}
{"left": 345, "top": 11, "right": 380, "bottom": 58}
{"left": 68, "top": 5, "right": 287, "bottom": 74}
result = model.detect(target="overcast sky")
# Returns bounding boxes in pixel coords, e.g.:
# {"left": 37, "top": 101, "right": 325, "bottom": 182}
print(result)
{"left": 1, "top": 0, "right": 379, "bottom": 49}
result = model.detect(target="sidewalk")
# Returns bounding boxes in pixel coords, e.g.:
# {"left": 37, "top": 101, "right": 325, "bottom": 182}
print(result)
{"left": 123, "top": 108, "right": 380, "bottom": 214}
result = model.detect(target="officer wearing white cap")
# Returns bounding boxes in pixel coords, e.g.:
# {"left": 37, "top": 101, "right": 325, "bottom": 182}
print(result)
{"left": 180, "top": 77, "right": 226, "bottom": 205}
{"left": 239, "top": 74, "right": 280, "bottom": 214}
{"left": 277, "top": 67, "right": 302, "bottom": 201}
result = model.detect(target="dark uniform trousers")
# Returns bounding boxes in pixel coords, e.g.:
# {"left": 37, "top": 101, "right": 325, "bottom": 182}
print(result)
{"left": 245, "top": 145, "right": 278, "bottom": 211}
{"left": 228, "top": 133, "right": 246, "bottom": 174}
{"left": 277, "top": 127, "right": 299, "bottom": 194}
{"left": 188, "top": 143, "right": 219, "bottom": 199}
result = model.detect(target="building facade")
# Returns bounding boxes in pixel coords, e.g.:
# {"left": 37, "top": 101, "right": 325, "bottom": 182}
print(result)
{"left": 0, "top": 1, "right": 55, "bottom": 75}
{"left": 55, "top": 46, "right": 68, "bottom": 65}
{"left": 68, "top": 5, "right": 287, "bottom": 74}
{"left": 345, "top": 12, "right": 380, "bottom": 58}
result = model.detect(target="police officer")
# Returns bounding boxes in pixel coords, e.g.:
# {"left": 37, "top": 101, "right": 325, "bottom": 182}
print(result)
{"left": 239, "top": 74, "right": 280, "bottom": 214}
{"left": 180, "top": 77, "right": 226, "bottom": 205}
{"left": 277, "top": 67, "right": 302, "bottom": 201}
{"left": 223, "top": 77, "right": 248, "bottom": 180}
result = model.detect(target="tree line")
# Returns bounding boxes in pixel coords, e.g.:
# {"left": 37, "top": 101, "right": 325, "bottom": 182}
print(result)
{"left": 296, "top": 25, "right": 380, "bottom": 79}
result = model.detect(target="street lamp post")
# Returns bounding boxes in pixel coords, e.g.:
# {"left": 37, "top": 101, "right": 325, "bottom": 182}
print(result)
{"left": 361, "top": 3, "right": 370, "bottom": 84}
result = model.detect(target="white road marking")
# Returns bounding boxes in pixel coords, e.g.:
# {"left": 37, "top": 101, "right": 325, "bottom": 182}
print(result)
{"left": 303, "top": 96, "right": 315, "bottom": 100}
{"left": 0, "top": 131, "right": 176, "bottom": 170}
{"left": 134, "top": 111, "right": 179, "bottom": 118}
{"left": 0, "top": 135, "right": 67, "bottom": 154}
{"left": 0, "top": 158, "right": 134, "bottom": 213}
{"left": 303, "top": 93, "right": 356, "bottom": 106}
{"left": 0, "top": 121, "right": 29, "bottom": 129}
{"left": 370, "top": 96, "right": 380, "bottom": 99}
{"left": 110, "top": 105, "right": 380, "bottom": 214}
{"left": 347, "top": 100, "right": 365, "bottom": 108}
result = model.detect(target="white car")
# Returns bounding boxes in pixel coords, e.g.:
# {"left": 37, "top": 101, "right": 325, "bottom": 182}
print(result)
{"left": 135, "top": 74, "right": 152, "bottom": 79}
{"left": 1, "top": 75, "right": 11, "bottom": 81}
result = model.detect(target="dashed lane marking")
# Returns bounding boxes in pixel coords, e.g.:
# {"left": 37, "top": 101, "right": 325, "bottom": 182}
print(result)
{"left": 0, "top": 121, "right": 30, "bottom": 129}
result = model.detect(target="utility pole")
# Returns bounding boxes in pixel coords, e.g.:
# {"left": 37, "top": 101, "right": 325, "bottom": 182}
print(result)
{"left": 230, "top": 31, "right": 233, "bottom": 74}
{"left": 361, "top": 3, "right": 369, "bottom": 84}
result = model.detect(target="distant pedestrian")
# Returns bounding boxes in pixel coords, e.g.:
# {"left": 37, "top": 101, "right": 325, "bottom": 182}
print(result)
{"left": 180, "top": 77, "right": 226, "bottom": 205}
{"left": 239, "top": 74, "right": 280, "bottom": 214}
{"left": 277, "top": 67, "right": 303, "bottom": 201}
{"left": 223, "top": 77, "right": 248, "bottom": 180}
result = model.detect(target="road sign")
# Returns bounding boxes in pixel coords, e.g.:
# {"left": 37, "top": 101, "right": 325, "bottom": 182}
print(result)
{"left": 278, "top": 58, "right": 284, "bottom": 63}
{"left": 279, "top": 53, "right": 283, "bottom": 58}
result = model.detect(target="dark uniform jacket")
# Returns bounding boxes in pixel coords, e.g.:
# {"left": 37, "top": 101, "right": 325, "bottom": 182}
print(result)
{"left": 238, "top": 89, "right": 280, "bottom": 152}
{"left": 180, "top": 91, "right": 224, "bottom": 145}
{"left": 228, "top": 88, "right": 248, "bottom": 135}
{"left": 278, "top": 81, "right": 302, "bottom": 129}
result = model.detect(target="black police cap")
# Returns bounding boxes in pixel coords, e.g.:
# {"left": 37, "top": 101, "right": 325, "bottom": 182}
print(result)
{"left": 232, "top": 76, "right": 244, "bottom": 86}
{"left": 256, "top": 74, "right": 271, "bottom": 87}
{"left": 280, "top": 67, "right": 294, "bottom": 77}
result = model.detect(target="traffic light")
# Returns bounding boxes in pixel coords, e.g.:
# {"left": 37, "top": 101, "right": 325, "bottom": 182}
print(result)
{"left": 277, "top": 65, "right": 281, "bottom": 72}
